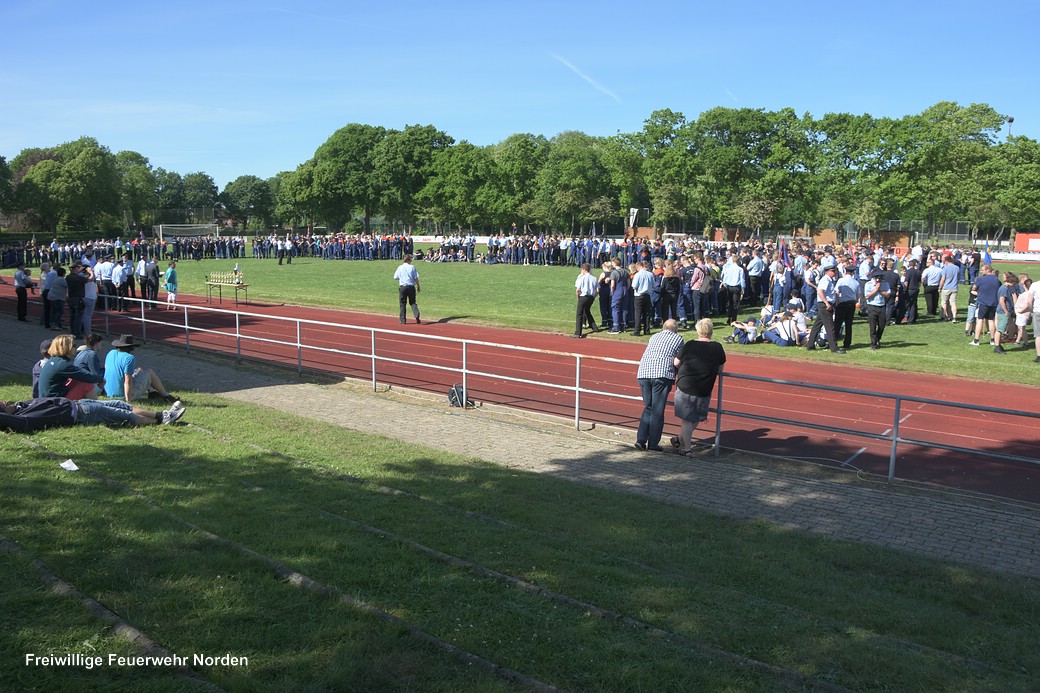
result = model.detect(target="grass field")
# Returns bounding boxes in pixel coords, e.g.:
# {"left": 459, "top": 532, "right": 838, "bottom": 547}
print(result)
{"left": 2, "top": 377, "right": 1038, "bottom": 691}
{"left": 148, "top": 253, "right": 1040, "bottom": 387}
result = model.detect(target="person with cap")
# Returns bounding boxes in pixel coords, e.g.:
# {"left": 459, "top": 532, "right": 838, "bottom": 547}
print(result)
{"left": 111, "top": 256, "right": 130, "bottom": 312}
{"left": 572, "top": 262, "right": 600, "bottom": 338}
{"left": 920, "top": 255, "right": 943, "bottom": 319}
{"left": 634, "top": 318, "right": 684, "bottom": 452}
{"left": 13, "top": 261, "right": 36, "bottom": 321}
{"left": 805, "top": 264, "right": 845, "bottom": 354}
{"left": 762, "top": 310, "right": 800, "bottom": 347}
{"left": 864, "top": 268, "right": 893, "bottom": 350}
{"left": 123, "top": 253, "right": 137, "bottom": 301}
{"left": 103, "top": 334, "right": 178, "bottom": 404}
{"left": 94, "top": 253, "right": 116, "bottom": 311}
{"left": 834, "top": 262, "right": 860, "bottom": 350}
{"left": 0, "top": 396, "right": 185, "bottom": 432}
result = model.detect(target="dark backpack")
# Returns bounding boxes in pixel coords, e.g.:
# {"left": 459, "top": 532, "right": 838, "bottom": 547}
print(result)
{"left": 448, "top": 385, "right": 474, "bottom": 408}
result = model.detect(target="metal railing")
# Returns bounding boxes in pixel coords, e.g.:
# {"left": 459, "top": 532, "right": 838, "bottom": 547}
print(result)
{"left": 13, "top": 289, "right": 1040, "bottom": 481}
{"left": 712, "top": 373, "right": 1040, "bottom": 480}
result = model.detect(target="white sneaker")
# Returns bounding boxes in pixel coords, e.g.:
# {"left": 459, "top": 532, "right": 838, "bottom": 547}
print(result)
{"left": 170, "top": 400, "right": 184, "bottom": 413}
{"left": 161, "top": 407, "right": 185, "bottom": 425}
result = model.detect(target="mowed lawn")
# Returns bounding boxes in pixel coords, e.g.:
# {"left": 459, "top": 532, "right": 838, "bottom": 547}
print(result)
{"left": 162, "top": 253, "right": 1040, "bottom": 386}
{"left": 2, "top": 380, "right": 1038, "bottom": 691}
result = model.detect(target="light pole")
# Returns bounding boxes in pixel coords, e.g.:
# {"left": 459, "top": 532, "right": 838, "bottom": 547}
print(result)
{"left": 1006, "top": 115, "right": 1014, "bottom": 141}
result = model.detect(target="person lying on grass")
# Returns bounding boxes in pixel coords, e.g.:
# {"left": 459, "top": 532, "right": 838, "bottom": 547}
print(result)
{"left": 0, "top": 397, "right": 185, "bottom": 433}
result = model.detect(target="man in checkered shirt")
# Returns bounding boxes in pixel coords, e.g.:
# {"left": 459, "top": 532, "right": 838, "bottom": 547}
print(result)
{"left": 635, "top": 319, "right": 684, "bottom": 451}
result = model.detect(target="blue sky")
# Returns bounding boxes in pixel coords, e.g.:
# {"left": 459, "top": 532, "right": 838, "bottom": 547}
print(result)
{"left": 3, "top": 0, "right": 1037, "bottom": 189}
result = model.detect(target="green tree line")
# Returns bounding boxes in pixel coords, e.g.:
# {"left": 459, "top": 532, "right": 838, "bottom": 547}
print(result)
{"left": 2, "top": 101, "right": 1038, "bottom": 237}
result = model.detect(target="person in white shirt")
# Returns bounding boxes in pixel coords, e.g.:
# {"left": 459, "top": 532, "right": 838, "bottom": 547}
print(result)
{"left": 393, "top": 255, "right": 422, "bottom": 325}
{"left": 572, "top": 263, "right": 600, "bottom": 338}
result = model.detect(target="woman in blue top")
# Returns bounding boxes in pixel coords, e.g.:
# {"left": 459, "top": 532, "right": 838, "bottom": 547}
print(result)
{"left": 73, "top": 333, "right": 105, "bottom": 377}
{"left": 163, "top": 261, "right": 178, "bottom": 310}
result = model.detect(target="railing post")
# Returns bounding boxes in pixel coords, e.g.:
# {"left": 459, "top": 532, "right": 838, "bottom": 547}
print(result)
{"left": 888, "top": 398, "right": 902, "bottom": 481}
{"left": 296, "top": 320, "right": 302, "bottom": 375}
{"left": 574, "top": 355, "right": 581, "bottom": 430}
{"left": 371, "top": 330, "right": 377, "bottom": 391}
{"left": 235, "top": 313, "right": 241, "bottom": 364}
{"left": 182, "top": 305, "right": 190, "bottom": 352}
{"left": 462, "top": 342, "right": 468, "bottom": 409}
{"left": 713, "top": 373, "right": 724, "bottom": 456}
{"left": 140, "top": 299, "right": 147, "bottom": 342}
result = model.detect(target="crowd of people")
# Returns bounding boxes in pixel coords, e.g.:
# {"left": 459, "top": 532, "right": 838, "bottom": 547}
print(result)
{"left": 0, "top": 332, "right": 185, "bottom": 432}
{"left": 7, "top": 249, "right": 180, "bottom": 337}
{"left": 571, "top": 237, "right": 1040, "bottom": 362}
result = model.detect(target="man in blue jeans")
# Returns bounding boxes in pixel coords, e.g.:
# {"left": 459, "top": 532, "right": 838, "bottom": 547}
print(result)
{"left": 0, "top": 397, "right": 185, "bottom": 432}
{"left": 634, "top": 319, "right": 684, "bottom": 452}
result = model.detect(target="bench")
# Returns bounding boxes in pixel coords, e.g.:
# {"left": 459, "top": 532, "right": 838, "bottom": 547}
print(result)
{"left": 206, "top": 272, "right": 249, "bottom": 306}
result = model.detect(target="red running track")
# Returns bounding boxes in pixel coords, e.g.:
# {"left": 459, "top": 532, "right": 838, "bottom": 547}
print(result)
{"left": 3, "top": 286, "right": 1039, "bottom": 503}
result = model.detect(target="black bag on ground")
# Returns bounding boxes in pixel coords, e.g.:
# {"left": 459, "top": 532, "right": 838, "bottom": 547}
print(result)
{"left": 448, "top": 384, "right": 474, "bottom": 408}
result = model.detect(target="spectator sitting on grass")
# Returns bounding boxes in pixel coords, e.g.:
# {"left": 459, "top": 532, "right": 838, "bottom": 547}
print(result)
{"left": 30, "top": 339, "right": 52, "bottom": 398}
{"left": 38, "top": 334, "right": 105, "bottom": 401}
{"left": 724, "top": 319, "right": 761, "bottom": 344}
{"left": 762, "top": 311, "right": 802, "bottom": 347}
{"left": 103, "top": 334, "right": 178, "bottom": 404}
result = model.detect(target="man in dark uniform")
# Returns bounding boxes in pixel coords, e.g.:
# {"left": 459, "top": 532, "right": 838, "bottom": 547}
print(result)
{"left": 901, "top": 258, "right": 922, "bottom": 324}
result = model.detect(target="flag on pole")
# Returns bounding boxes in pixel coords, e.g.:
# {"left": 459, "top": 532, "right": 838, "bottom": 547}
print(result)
{"left": 778, "top": 237, "right": 792, "bottom": 268}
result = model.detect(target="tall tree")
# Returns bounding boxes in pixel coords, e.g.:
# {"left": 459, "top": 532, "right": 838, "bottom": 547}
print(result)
{"left": 687, "top": 107, "right": 775, "bottom": 230}
{"left": 7, "top": 138, "right": 119, "bottom": 232}
{"left": 221, "top": 175, "right": 275, "bottom": 230}
{"left": 418, "top": 141, "right": 497, "bottom": 232}
{"left": 182, "top": 171, "right": 218, "bottom": 209}
{"left": 274, "top": 162, "right": 321, "bottom": 230}
{"left": 600, "top": 134, "right": 648, "bottom": 230}
{"left": 534, "top": 131, "right": 614, "bottom": 235}
{"left": 639, "top": 109, "right": 692, "bottom": 231}
{"left": 115, "top": 150, "right": 158, "bottom": 229}
{"left": 372, "top": 124, "right": 454, "bottom": 228}
{"left": 312, "top": 123, "right": 387, "bottom": 231}
{"left": 154, "top": 168, "right": 185, "bottom": 211}
{"left": 885, "top": 102, "right": 1004, "bottom": 231}
{"left": 491, "top": 133, "right": 550, "bottom": 231}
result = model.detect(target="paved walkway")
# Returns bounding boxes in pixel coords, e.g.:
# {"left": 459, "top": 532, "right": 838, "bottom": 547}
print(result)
{"left": 3, "top": 319, "right": 1038, "bottom": 579}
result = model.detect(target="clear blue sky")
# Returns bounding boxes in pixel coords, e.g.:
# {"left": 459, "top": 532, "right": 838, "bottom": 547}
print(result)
{"left": 3, "top": 0, "right": 1037, "bottom": 189}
